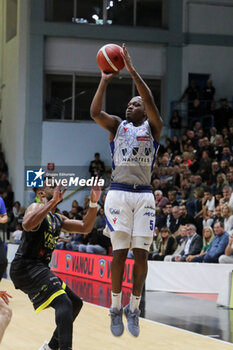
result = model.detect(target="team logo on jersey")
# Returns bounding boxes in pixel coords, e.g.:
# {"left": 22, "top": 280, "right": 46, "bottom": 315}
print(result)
{"left": 132, "top": 147, "right": 139, "bottom": 156}
{"left": 99, "top": 258, "right": 106, "bottom": 278}
{"left": 122, "top": 148, "right": 128, "bottom": 156}
{"left": 123, "top": 127, "right": 128, "bottom": 132}
{"left": 26, "top": 168, "right": 45, "bottom": 187}
{"left": 113, "top": 217, "right": 117, "bottom": 224}
{"left": 145, "top": 148, "right": 151, "bottom": 156}
{"left": 65, "top": 253, "right": 72, "bottom": 271}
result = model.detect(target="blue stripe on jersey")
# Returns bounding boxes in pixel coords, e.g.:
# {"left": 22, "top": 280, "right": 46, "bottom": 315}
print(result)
{"left": 110, "top": 140, "right": 115, "bottom": 170}
{"left": 110, "top": 182, "right": 152, "bottom": 193}
{"left": 104, "top": 214, "right": 114, "bottom": 232}
{"left": 151, "top": 140, "right": 160, "bottom": 171}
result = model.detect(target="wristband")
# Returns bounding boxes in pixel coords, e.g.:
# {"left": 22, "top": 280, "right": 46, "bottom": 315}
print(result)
{"left": 89, "top": 201, "right": 98, "bottom": 208}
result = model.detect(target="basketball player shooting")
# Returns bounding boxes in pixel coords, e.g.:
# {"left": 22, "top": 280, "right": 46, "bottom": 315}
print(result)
{"left": 90, "top": 43, "right": 163, "bottom": 337}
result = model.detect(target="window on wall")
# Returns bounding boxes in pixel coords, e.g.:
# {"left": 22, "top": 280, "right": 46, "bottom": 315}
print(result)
{"left": 45, "top": 75, "right": 73, "bottom": 120}
{"left": 136, "top": 0, "right": 162, "bottom": 28}
{"left": 45, "top": 74, "right": 161, "bottom": 122}
{"left": 74, "top": 77, "right": 99, "bottom": 121}
{"left": 45, "top": 0, "right": 165, "bottom": 28}
{"left": 45, "top": 0, "right": 74, "bottom": 22}
{"left": 6, "top": 0, "right": 18, "bottom": 42}
{"left": 106, "top": 77, "right": 132, "bottom": 119}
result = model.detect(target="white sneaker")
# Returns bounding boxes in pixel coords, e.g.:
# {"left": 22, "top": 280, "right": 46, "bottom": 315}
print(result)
{"left": 38, "top": 341, "right": 52, "bottom": 350}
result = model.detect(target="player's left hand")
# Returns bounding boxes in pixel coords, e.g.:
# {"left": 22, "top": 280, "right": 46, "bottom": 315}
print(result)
{"left": 90, "top": 185, "right": 101, "bottom": 204}
{"left": 0, "top": 291, "right": 12, "bottom": 305}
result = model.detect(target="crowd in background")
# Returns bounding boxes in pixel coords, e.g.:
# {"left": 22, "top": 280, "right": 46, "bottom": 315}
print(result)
{"left": 1, "top": 79, "right": 233, "bottom": 266}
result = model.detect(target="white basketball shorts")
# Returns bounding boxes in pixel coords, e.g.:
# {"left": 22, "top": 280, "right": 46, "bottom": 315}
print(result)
{"left": 104, "top": 190, "right": 155, "bottom": 250}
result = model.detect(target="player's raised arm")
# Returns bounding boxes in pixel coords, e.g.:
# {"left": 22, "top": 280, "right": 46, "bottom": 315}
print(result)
{"left": 61, "top": 185, "right": 101, "bottom": 234}
{"left": 90, "top": 71, "right": 121, "bottom": 139}
{"left": 23, "top": 185, "right": 66, "bottom": 231}
{"left": 121, "top": 43, "right": 163, "bottom": 142}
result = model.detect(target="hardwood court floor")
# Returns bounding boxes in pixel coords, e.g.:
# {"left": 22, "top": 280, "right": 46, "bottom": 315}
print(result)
{"left": 1, "top": 279, "right": 232, "bottom": 350}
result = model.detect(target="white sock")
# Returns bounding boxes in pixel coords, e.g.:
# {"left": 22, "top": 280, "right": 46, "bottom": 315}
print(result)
{"left": 111, "top": 291, "right": 122, "bottom": 310}
{"left": 129, "top": 294, "right": 141, "bottom": 312}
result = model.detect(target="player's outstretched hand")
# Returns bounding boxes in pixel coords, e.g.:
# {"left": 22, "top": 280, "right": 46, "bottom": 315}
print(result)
{"left": 0, "top": 291, "right": 12, "bottom": 305}
{"left": 121, "top": 43, "right": 134, "bottom": 73}
{"left": 53, "top": 184, "right": 67, "bottom": 204}
{"left": 90, "top": 185, "right": 101, "bottom": 204}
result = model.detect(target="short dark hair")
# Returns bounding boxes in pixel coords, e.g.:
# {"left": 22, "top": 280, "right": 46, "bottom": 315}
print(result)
{"left": 214, "top": 220, "right": 224, "bottom": 228}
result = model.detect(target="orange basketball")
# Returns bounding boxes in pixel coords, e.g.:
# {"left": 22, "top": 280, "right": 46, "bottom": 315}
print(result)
{"left": 96, "top": 44, "right": 125, "bottom": 74}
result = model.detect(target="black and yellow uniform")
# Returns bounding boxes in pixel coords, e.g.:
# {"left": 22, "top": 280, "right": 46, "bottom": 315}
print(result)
{"left": 10, "top": 212, "right": 66, "bottom": 313}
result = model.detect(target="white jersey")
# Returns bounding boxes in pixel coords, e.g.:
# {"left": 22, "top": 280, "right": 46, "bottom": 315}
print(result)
{"left": 110, "top": 120, "right": 159, "bottom": 185}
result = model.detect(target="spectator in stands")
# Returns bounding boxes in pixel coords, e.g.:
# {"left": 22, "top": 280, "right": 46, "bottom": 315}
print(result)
{"left": 197, "top": 150, "right": 212, "bottom": 182}
{"left": 180, "top": 180, "right": 193, "bottom": 205}
{"left": 15, "top": 206, "right": 25, "bottom": 228}
{"left": 154, "top": 190, "right": 169, "bottom": 209}
{"left": 214, "top": 135, "right": 224, "bottom": 162}
{"left": 150, "top": 227, "right": 177, "bottom": 261}
{"left": 78, "top": 228, "right": 111, "bottom": 255}
{"left": 161, "top": 203, "right": 172, "bottom": 230}
{"left": 0, "top": 197, "right": 7, "bottom": 226}
{"left": 11, "top": 224, "right": 22, "bottom": 244}
{"left": 202, "top": 79, "right": 216, "bottom": 105}
{"left": 71, "top": 200, "right": 83, "bottom": 214}
{"left": 69, "top": 206, "right": 82, "bottom": 220}
{"left": 212, "top": 206, "right": 224, "bottom": 227}
{"left": 226, "top": 171, "right": 233, "bottom": 189}
{"left": 221, "top": 146, "right": 232, "bottom": 162}
{"left": 12, "top": 201, "right": 21, "bottom": 219}
{"left": 209, "top": 127, "right": 217, "bottom": 145}
{"left": 186, "top": 226, "right": 215, "bottom": 262}
{"left": 56, "top": 232, "right": 72, "bottom": 250}
{"left": 178, "top": 204, "right": 194, "bottom": 226}
{"left": 219, "top": 233, "right": 233, "bottom": 264}
{"left": 192, "top": 187, "right": 205, "bottom": 220}
{"left": 169, "top": 109, "right": 182, "bottom": 137}
{"left": 202, "top": 209, "right": 214, "bottom": 228}
{"left": 164, "top": 226, "right": 188, "bottom": 262}
{"left": 221, "top": 127, "right": 231, "bottom": 144}
{"left": 179, "top": 80, "right": 200, "bottom": 115}
{"left": 215, "top": 173, "right": 228, "bottom": 194}
{"left": 191, "top": 221, "right": 228, "bottom": 263}
{"left": 219, "top": 185, "right": 233, "bottom": 208}
{"left": 171, "top": 135, "right": 182, "bottom": 155}
{"left": 167, "top": 190, "right": 179, "bottom": 207}
{"left": 203, "top": 189, "right": 216, "bottom": 212}
{"left": 209, "top": 161, "right": 221, "bottom": 186}
{"left": 219, "top": 160, "right": 230, "bottom": 174}
{"left": 172, "top": 224, "right": 202, "bottom": 262}
{"left": 189, "top": 98, "right": 205, "bottom": 121}
{"left": 94, "top": 207, "right": 106, "bottom": 232}
{"left": 1, "top": 184, "right": 14, "bottom": 211}
{"left": 89, "top": 152, "right": 105, "bottom": 177}
{"left": 214, "top": 98, "right": 233, "bottom": 130}
{"left": 170, "top": 206, "right": 181, "bottom": 234}
{"left": 221, "top": 203, "right": 233, "bottom": 234}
